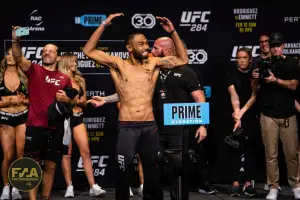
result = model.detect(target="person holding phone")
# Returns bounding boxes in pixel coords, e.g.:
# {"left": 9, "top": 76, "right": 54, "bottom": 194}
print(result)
{"left": 11, "top": 26, "right": 76, "bottom": 200}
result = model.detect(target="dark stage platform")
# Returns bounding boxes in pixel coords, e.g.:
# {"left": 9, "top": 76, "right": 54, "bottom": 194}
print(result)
{"left": 18, "top": 183, "right": 295, "bottom": 199}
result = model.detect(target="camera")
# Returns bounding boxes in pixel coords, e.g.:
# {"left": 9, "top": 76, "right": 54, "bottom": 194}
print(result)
{"left": 224, "top": 127, "right": 248, "bottom": 149}
{"left": 258, "top": 56, "right": 282, "bottom": 79}
{"left": 258, "top": 58, "right": 275, "bottom": 79}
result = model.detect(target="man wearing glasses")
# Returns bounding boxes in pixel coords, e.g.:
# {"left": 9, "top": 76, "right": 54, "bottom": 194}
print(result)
{"left": 252, "top": 32, "right": 271, "bottom": 68}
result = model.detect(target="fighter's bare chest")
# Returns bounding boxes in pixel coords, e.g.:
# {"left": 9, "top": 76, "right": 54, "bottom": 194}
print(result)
{"left": 119, "top": 65, "right": 154, "bottom": 82}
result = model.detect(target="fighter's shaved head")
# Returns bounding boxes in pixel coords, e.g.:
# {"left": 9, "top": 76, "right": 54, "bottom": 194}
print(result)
{"left": 151, "top": 37, "right": 176, "bottom": 57}
{"left": 154, "top": 37, "right": 175, "bottom": 49}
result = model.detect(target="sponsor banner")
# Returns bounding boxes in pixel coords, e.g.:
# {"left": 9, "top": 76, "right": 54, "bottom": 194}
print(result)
{"left": 164, "top": 103, "right": 210, "bottom": 125}
{"left": 132, "top": 14, "right": 156, "bottom": 29}
{"left": 4, "top": 40, "right": 128, "bottom": 74}
{"left": 233, "top": 8, "right": 258, "bottom": 33}
{"left": 28, "top": 9, "right": 45, "bottom": 32}
{"left": 203, "top": 86, "right": 211, "bottom": 98}
{"left": 187, "top": 49, "right": 208, "bottom": 64}
{"left": 283, "top": 43, "right": 300, "bottom": 55}
{"left": 76, "top": 155, "right": 109, "bottom": 177}
{"left": 284, "top": 16, "right": 300, "bottom": 23}
{"left": 230, "top": 45, "right": 260, "bottom": 61}
{"left": 75, "top": 14, "right": 107, "bottom": 27}
{"left": 180, "top": 11, "right": 211, "bottom": 32}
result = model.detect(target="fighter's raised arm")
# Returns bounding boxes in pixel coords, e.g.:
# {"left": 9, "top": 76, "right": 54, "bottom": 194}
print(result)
{"left": 83, "top": 13, "right": 124, "bottom": 69}
{"left": 155, "top": 17, "right": 188, "bottom": 69}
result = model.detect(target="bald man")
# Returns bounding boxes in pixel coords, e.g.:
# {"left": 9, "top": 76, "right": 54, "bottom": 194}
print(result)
{"left": 11, "top": 27, "right": 102, "bottom": 200}
{"left": 151, "top": 37, "right": 217, "bottom": 199}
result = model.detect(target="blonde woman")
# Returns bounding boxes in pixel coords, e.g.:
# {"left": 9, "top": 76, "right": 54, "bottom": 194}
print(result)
{"left": 0, "top": 48, "right": 28, "bottom": 200}
{"left": 58, "top": 53, "right": 106, "bottom": 197}
{"left": 226, "top": 47, "right": 258, "bottom": 197}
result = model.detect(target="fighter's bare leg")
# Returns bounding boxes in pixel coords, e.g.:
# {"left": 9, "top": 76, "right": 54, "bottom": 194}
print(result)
{"left": 62, "top": 141, "right": 73, "bottom": 187}
{"left": 0, "top": 125, "right": 16, "bottom": 186}
{"left": 41, "top": 160, "right": 57, "bottom": 199}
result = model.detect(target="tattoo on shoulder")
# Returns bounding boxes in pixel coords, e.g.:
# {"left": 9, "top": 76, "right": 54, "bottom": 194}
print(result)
{"left": 159, "top": 57, "right": 178, "bottom": 68}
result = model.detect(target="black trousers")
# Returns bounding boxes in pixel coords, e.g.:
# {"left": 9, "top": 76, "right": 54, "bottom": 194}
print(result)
{"left": 193, "top": 139, "right": 211, "bottom": 187}
{"left": 160, "top": 134, "right": 182, "bottom": 200}
{"left": 160, "top": 131, "right": 212, "bottom": 200}
{"left": 115, "top": 121, "right": 163, "bottom": 200}
{"left": 229, "top": 115, "right": 258, "bottom": 182}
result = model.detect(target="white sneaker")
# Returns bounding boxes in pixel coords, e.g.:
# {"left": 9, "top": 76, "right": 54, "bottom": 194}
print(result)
{"left": 138, "top": 184, "right": 143, "bottom": 196}
{"left": 11, "top": 187, "right": 22, "bottom": 200}
{"left": 129, "top": 187, "right": 133, "bottom": 197}
{"left": 264, "top": 183, "right": 270, "bottom": 191}
{"left": 0, "top": 186, "right": 10, "bottom": 200}
{"left": 89, "top": 184, "right": 106, "bottom": 197}
{"left": 264, "top": 183, "right": 282, "bottom": 191}
{"left": 64, "top": 185, "right": 74, "bottom": 198}
{"left": 266, "top": 188, "right": 278, "bottom": 200}
{"left": 293, "top": 187, "right": 300, "bottom": 199}
{"left": 251, "top": 180, "right": 255, "bottom": 188}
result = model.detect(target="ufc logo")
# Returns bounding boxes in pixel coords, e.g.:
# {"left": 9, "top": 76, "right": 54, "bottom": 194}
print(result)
{"left": 118, "top": 155, "right": 125, "bottom": 171}
{"left": 180, "top": 11, "right": 211, "bottom": 23}
{"left": 231, "top": 46, "right": 260, "bottom": 61}
{"left": 21, "top": 47, "right": 43, "bottom": 59}
{"left": 77, "top": 155, "right": 109, "bottom": 170}
{"left": 45, "top": 76, "right": 60, "bottom": 86}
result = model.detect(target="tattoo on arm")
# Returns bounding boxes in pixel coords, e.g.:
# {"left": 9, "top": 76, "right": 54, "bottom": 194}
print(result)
{"left": 158, "top": 57, "right": 179, "bottom": 69}
{"left": 104, "top": 93, "right": 119, "bottom": 103}
{"left": 161, "top": 59, "right": 172, "bottom": 66}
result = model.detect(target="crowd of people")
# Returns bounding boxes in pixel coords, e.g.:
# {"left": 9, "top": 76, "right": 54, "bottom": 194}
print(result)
{"left": 0, "top": 13, "right": 299, "bottom": 200}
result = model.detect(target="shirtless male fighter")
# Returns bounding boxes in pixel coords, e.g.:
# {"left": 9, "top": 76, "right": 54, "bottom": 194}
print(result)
{"left": 84, "top": 13, "right": 188, "bottom": 200}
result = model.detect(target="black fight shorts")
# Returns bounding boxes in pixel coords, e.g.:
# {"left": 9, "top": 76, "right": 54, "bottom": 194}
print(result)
{"left": 24, "top": 126, "right": 64, "bottom": 166}
{"left": 0, "top": 109, "right": 28, "bottom": 127}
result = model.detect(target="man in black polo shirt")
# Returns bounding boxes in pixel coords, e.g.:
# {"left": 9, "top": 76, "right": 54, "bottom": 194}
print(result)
{"left": 151, "top": 37, "right": 217, "bottom": 200}
{"left": 252, "top": 33, "right": 300, "bottom": 200}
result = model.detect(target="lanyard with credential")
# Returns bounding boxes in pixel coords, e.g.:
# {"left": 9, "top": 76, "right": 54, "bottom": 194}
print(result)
{"left": 159, "top": 70, "right": 171, "bottom": 100}
{"left": 159, "top": 70, "right": 171, "bottom": 87}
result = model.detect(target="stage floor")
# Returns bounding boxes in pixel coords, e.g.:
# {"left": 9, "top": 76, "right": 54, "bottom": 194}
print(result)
{"left": 19, "top": 183, "right": 295, "bottom": 199}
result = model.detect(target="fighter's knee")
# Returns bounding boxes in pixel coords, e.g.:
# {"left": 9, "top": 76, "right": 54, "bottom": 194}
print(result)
{"left": 44, "top": 160, "right": 56, "bottom": 172}
{"left": 3, "top": 153, "right": 14, "bottom": 163}
{"left": 17, "top": 149, "right": 24, "bottom": 159}
{"left": 80, "top": 148, "right": 90, "bottom": 159}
